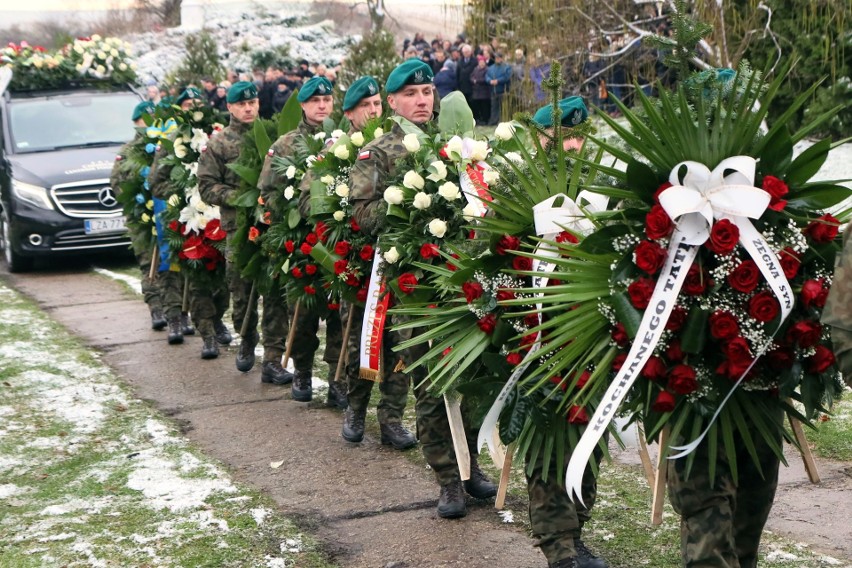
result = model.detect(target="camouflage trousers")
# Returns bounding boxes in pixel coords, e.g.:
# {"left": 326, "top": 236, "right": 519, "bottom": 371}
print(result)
{"left": 342, "top": 301, "right": 409, "bottom": 424}
{"left": 226, "top": 233, "right": 287, "bottom": 363}
{"left": 667, "top": 405, "right": 783, "bottom": 568}
{"left": 286, "top": 301, "right": 342, "bottom": 375}
{"left": 526, "top": 441, "right": 601, "bottom": 564}
{"left": 133, "top": 236, "right": 161, "bottom": 311}
{"left": 188, "top": 273, "right": 230, "bottom": 338}
{"left": 158, "top": 269, "right": 185, "bottom": 319}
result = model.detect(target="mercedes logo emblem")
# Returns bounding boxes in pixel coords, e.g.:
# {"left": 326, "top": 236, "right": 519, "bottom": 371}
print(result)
{"left": 98, "top": 186, "right": 118, "bottom": 208}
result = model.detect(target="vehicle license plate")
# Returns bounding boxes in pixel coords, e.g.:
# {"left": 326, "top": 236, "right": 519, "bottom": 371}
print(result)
{"left": 84, "top": 216, "right": 127, "bottom": 234}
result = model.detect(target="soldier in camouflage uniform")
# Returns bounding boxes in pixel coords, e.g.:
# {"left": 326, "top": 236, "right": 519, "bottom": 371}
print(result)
{"left": 258, "top": 76, "right": 342, "bottom": 401}
{"left": 197, "top": 81, "right": 292, "bottom": 383}
{"left": 824, "top": 221, "right": 852, "bottom": 386}
{"left": 110, "top": 101, "right": 166, "bottom": 331}
{"left": 349, "top": 60, "right": 497, "bottom": 518}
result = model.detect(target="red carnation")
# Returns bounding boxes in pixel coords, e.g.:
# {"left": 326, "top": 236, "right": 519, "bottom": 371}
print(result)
{"left": 668, "top": 364, "right": 698, "bottom": 395}
{"left": 761, "top": 175, "right": 789, "bottom": 211}
{"left": 611, "top": 322, "right": 629, "bottom": 347}
{"left": 506, "top": 352, "right": 523, "bottom": 365}
{"left": 805, "top": 214, "right": 840, "bottom": 243}
{"left": 304, "top": 285, "right": 316, "bottom": 295}
{"left": 778, "top": 248, "right": 800, "bottom": 279}
{"left": 641, "top": 356, "right": 668, "bottom": 382}
{"left": 204, "top": 219, "right": 226, "bottom": 241}
{"left": 397, "top": 273, "right": 418, "bottom": 294}
{"left": 305, "top": 264, "right": 317, "bottom": 276}
{"left": 334, "top": 259, "right": 348, "bottom": 275}
{"left": 512, "top": 256, "right": 533, "bottom": 271}
{"left": 807, "top": 345, "right": 836, "bottom": 374}
{"left": 801, "top": 279, "right": 828, "bottom": 309}
{"left": 334, "top": 241, "right": 351, "bottom": 256}
{"left": 477, "top": 313, "right": 497, "bottom": 334}
{"left": 285, "top": 240, "right": 295, "bottom": 253}
{"left": 291, "top": 267, "right": 303, "bottom": 278}
{"left": 248, "top": 226, "right": 260, "bottom": 243}
{"left": 495, "top": 234, "right": 521, "bottom": 255}
{"left": 462, "top": 281, "right": 484, "bottom": 303}
{"left": 705, "top": 219, "right": 740, "bottom": 255}
{"left": 683, "top": 263, "right": 709, "bottom": 296}
{"left": 651, "top": 390, "right": 676, "bottom": 413}
{"left": 645, "top": 204, "right": 673, "bottom": 239}
{"left": 748, "top": 291, "right": 780, "bottom": 323}
{"left": 420, "top": 243, "right": 440, "bottom": 259}
{"left": 709, "top": 311, "right": 739, "bottom": 340}
{"left": 567, "top": 405, "right": 590, "bottom": 425}
{"left": 786, "top": 320, "right": 822, "bottom": 348}
{"left": 359, "top": 244, "right": 374, "bottom": 261}
{"left": 305, "top": 232, "right": 319, "bottom": 245}
{"left": 627, "top": 278, "right": 655, "bottom": 309}
{"left": 300, "top": 242, "right": 313, "bottom": 255}
{"left": 728, "top": 260, "right": 760, "bottom": 293}
{"left": 634, "top": 240, "right": 667, "bottom": 274}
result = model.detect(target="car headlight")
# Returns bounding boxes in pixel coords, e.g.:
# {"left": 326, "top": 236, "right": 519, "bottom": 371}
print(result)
{"left": 11, "top": 179, "right": 54, "bottom": 210}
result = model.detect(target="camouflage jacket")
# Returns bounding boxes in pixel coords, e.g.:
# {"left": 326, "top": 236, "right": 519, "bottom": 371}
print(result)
{"left": 297, "top": 128, "right": 356, "bottom": 219}
{"left": 148, "top": 145, "right": 173, "bottom": 200}
{"left": 823, "top": 222, "right": 852, "bottom": 385}
{"left": 257, "top": 119, "right": 319, "bottom": 207}
{"left": 109, "top": 137, "right": 138, "bottom": 194}
{"left": 197, "top": 117, "right": 253, "bottom": 232}
{"left": 349, "top": 122, "right": 414, "bottom": 238}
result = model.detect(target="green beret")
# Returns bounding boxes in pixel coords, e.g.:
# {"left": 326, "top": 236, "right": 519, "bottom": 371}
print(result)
{"left": 132, "top": 101, "right": 155, "bottom": 121}
{"left": 342, "top": 76, "right": 380, "bottom": 111}
{"left": 532, "top": 96, "right": 589, "bottom": 128}
{"left": 176, "top": 87, "right": 203, "bottom": 105}
{"left": 385, "top": 59, "right": 434, "bottom": 94}
{"left": 226, "top": 81, "right": 258, "bottom": 103}
{"left": 297, "top": 76, "right": 334, "bottom": 102}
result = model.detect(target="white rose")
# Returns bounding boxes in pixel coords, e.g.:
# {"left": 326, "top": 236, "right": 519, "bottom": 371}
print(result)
{"left": 118, "top": 62, "right": 127, "bottom": 71}
{"left": 306, "top": 155, "right": 317, "bottom": 167}
{"left": 494, "top": 121, "right": 516, "bottom": 141}
{"left": 97, "top": 51, "right": 106, "bottom": 60}
{"left": 331, "top": 129, "right": 345, "bottom": 139}
{"left": 413, "top": 192, "right": 432, "bottom": 210}
{"left": 333, "top": 145, "right": 350, "bottom": 160}
{"left": 350, "top": 132, "right": 365, "bottom": 147}
{"left": 95, "top": 64, "right": 106, "bottom": 75}
{"left": 402, "top": 170, "right": 425, "bottom": 190}
{"left": 504, "top": 151, "right": 523, "bottom": 164}
{"left": 469, "top": 140, "right": 490, "bottom": 162}
{"left": 313, "top": 132, "right": 326, "bottom": 141}
{"left": 437, "top": 181, "right": 460, "bottom": 201}
{"left": 74, "top": 45, "right": 84, "bottom": 54}
{"left": 426, "top": 160, "right": 448, "bottom": 182}
{"left": 427, "top": 219, "right": 448, "bottom": 239}
{"left": 174, "top": 143, "right": 187, "bottom": 159}
{"left": 285, "top": 165, "right": 296, "bottom": 179}
{"left": 383, "top": 186, "right": 404, "bottom": 205}
{"left": 402, "top": 133, "right": 421, "bottom": 152}
{"left": 193, "top": 111, "right": 204, "bottom": 122}
{"left": 335, "top": 183, "right": 350, "bottom": 198}
{"left": 320, "top": 174, "right": 335, "bottom": 185}
{"left": 92, "top": 34, "right": 102, "bottom": 41}
{"left": 445, "top": 135, "right": 463, "bottom": 157}
{"left": 110, "top": 48, "right": 119, "bottom": 57}
{"left": 333, "top": 210, "right": 345, "bottom": 221}
{"left": 168, "top": 194, "right": 181, "bottom": 206}
{"left": 462, "top": 203, "right": 480, "bottom": 220}
{"left": 283, "top": 186, "right": 295, "bottom": 200}
{"left": 383, "top": 247, "right": 400, "bottom": 264}
{"left": 130, "top": 62, "right": 137, "bottom": 70}
{"left": 373, "top": 127, "right": 384, "bottom": 138}
{"left": 483, "top": 169, "right": 499, "bottom": 184}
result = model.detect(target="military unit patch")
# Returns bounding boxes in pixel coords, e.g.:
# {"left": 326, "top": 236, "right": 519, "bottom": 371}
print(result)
{"left": 368, "top": 82, "right": 377, "bottom": 95}
{"left": 358, "top": 150, "right": 371, "bottom": 160}
{"left": 267, "top": 148, "right": 275, "bottom": 156}
{"left": 571, "top": 109, "right": 582, "bottom": 125}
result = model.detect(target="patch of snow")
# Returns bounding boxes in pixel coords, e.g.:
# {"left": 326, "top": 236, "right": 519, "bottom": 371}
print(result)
{"left": 0, "top": 406, "right": 15, "bottom": 417}
{"left": 497, "top": 509, "right": 514, "bottom": 523}
{"left": 146, "top": 419, "right": 178, "bottom": 446}
{"left": 192, "top": 510, "right": 230, "bottom": 532}
{"left": 817, "top": 556, "right": 843, "bottom": 566}
{"left": 265, "top": 556, "right": 288, "bottom": 568}
{"left": 281, "top": 536, "right": 304, "bottom": 554}
{"left": 766, "top": 549, "right": 799, "bottom": 562}
{"left": 0, "top": 483, "right": 24, "bottom": 498}
{"left": 126, "top": 453, "right": 238, "bottom": 512}
{"left": 0, "top": 456, "right": 23, "bottom": 473}
{"left": 252, "top": 507, "right": 271, "bottom": 526}
{"left": 93, "top": 268, "right": 143, "bottom": 295}
{"left": 37, "top": 533, "right": 76, "bottom": 542}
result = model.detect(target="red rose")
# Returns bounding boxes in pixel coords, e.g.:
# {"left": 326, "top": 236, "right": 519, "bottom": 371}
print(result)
{"left": 204, "top": 219, "right": 226, "bottom": 241}
{"left": 683, "top": 263, "right": 709, "bottom": 296}
{"left": 651, "top": 390, "right": 676, "bottom": 413}
{"left": 447, "top": 253, "right": 460, "bottom": 272}
{"left": 717, "top": 337, "right": 753, "bottom": 379}
{"left": 397, "top": 273, "right": 418, "bottom": 294}
{"left": 666, "top": 306, "right": 687, "bottom": 331}
{"left": 728, "top": 260, "right": 760, "bottom": 293}
{"left": 359, "top": 244, "right": 374, "bottom": 261}
{"left": 496, "top": 234, "right": 521, "bottom": 255}
{"left": 654, "top": 181, "right": 673, "bottom": 203}
{"left": 710, "top": 311, "right": 739, "bottom": 340}
{"left": 327, "top": 302, "right": 340, "bottom": 311}
{"left": 761, "top": 175, "right": 789, "bottom": 211}
{"left": 168, "top": 220, "right": 179, "bottom": 232}
{"left": 420, "top": 243, "right": 440, "bottom": 259}
{"left": 524, "top": 314, "right": 540, "bottom": 328}
{"left": 300, "top": 242, "right": 313, "bottom": 255}
{"left": 334, "top": 241, "right": 351, "bottom": 256}
{"left": 556, "top": 231, "right": 578, "bottom": 244}
{"left": 304, "top": 264, "right": 317, "bottom": 275}
{"left": 356, "top": 287, "right": 368, "bottom": 303}
{"left": 262, "top": 211, "right": 272, "bottom": 225}
{"left": 506, "top": 352, "right": 523, "bottom": 365}
{"left": 496, "top": 289, "right": 516, "bottom": 302}
{"left": 645, "top": 204, "right": 673, "bottom": 240}
{"left": 462, "top": 281, "right": 484, "bottom": 303}
{"left": 612, "top": 352, "right": 627, "bottom": 371}
{"left": 346, "top": 273, "right": 360, "bottom": 286}
{"left": 305, "top": 232, "right": 319, "bottom": 245}
{"left": 668, "top": 364, "right": 698, "bottom": 395}
{"left": 350, "top": 217, "right": 361, "bottom": 232}
{"left": 766, "top": 347, "right": 794, "bottom": 371}
{"left": 442, "top": 347, "right": 453, "bottom": 358}
{"left": 611, "top": 322, "right": 629, "bottom": 347}
{"left": 520, "top": 333, "right": 538, "bottom": 349}
{"left": 665, "top": 339, "right": 684, "bottom": 362}
{"left": 567, "top": 405, "right": 590, "bottom": 425}
{"left": 512, "top": 256, "right": 533, "bottom": 271}
{"left": 634, "top": 240, "right": 667, "bottom": 274}
{"left": 285, "top": 240, "right": 295, "bottom": 253}
{"left": 786, "top": 320, "right": 822, "bottom": 348}
{"left": 304, "top": 285, "right": 316, "bottom": 295}
{"left": 748, "top": 291, "right": 780, "bottom": 322}
{"left": 291, "top": 267, "right": 303, "bottom": 278}
{"left": 801, "top": 279, "right": 828, "bottom": 309}
{"left": 549, "top": 375, "right": 567, "bottom": 392}
{"left": 807, "top": 345, "right": 835, "bottom": 373}
{"left": 805, "top": 214, "right": 840, "bottom": 243}
{"left": 477, "top": 313, "right": 497, "bottom": 334}
{"left": 705, "top": 219, "right": 740, "bottom": 255}
{"left": 575, "top": 371, "right": 591, "bottom": 389}
{"left": 315, "top": 220, "right": 329, "bottom": 242}
{"left": 248, "top": 226, "right": 260, "bottom": 243}
{"left": 641, "top": 356, "right": 667, "bottom": 382}
{"left": 628, "top": 278, "right": 655, "bottom": 309}
{"left": 778, "top": 248, "right": 800, "bottom": 279}
{"left": 334, "top": 259, "right": 348, "bottom": 275}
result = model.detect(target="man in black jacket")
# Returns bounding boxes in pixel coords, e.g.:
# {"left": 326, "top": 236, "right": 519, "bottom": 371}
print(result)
{"left": 455, "top": 44, "right": 477, "bottom": 108}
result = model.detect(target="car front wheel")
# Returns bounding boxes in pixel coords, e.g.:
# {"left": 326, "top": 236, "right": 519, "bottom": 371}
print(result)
{"left": 0, "top": 208, "right": 34, "bottom": 273}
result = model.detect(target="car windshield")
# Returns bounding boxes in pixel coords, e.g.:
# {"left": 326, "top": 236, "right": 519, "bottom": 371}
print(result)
{"left": 8, "top": 91, "right": 138, "bottom": 153}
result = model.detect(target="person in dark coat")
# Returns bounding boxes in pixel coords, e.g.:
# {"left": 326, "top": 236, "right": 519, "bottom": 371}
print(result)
{"left": 469, "top": 56, "right": 491, "bottom": 125}
{"left": 433, "top": 60, "right": 457, "bottom": 99}
{"left": 455, "top": 44, "right": 477, "bottom": 108}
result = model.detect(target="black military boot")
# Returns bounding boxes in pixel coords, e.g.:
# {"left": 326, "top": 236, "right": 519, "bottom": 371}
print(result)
{"left": 464, "top": 459, "right": 498, "bottom": 499}
{"left": 574, "top": 538, "right": 608, "bottom": 568}
{"left": 325, "top": 378, "right": 348, "bottom": 410}
{"left": 436, "top": 481, "right": 467, "bottom": 519}
{"left": 235, "top": 334, "right": 257, "bottom": 372}
{"left": 550, "top": 559, "right": 578, "bottom": 568}
{"left": 380, "top": 422, "right": 417, "bottom": 450}
{"left": 342, "top": 407, "right": 366, "bottom": 443}
{"left": 291, "top": 370, "right": 312, "bottom": 402}
{"left": 167, "top": 316, "right": 183, "bottom": 345}
{"left": 213, "top": 319, "right": 232, "bottom": 345}
{"left": 201, "top": 336, "right": 219, "bottom": 359}
{"left": 150, "top": 307, "right": 167, "bottom": 331}
{"left": 261, "top": 361, "right": 293, "bottom": 385}
{"left": 180, "top": 311, "right": 195, "bottom": 335}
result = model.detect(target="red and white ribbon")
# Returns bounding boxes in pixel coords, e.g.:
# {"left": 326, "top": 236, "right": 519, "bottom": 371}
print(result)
{"left": 359, "top": 248, "right": 389, "bottom": 381}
